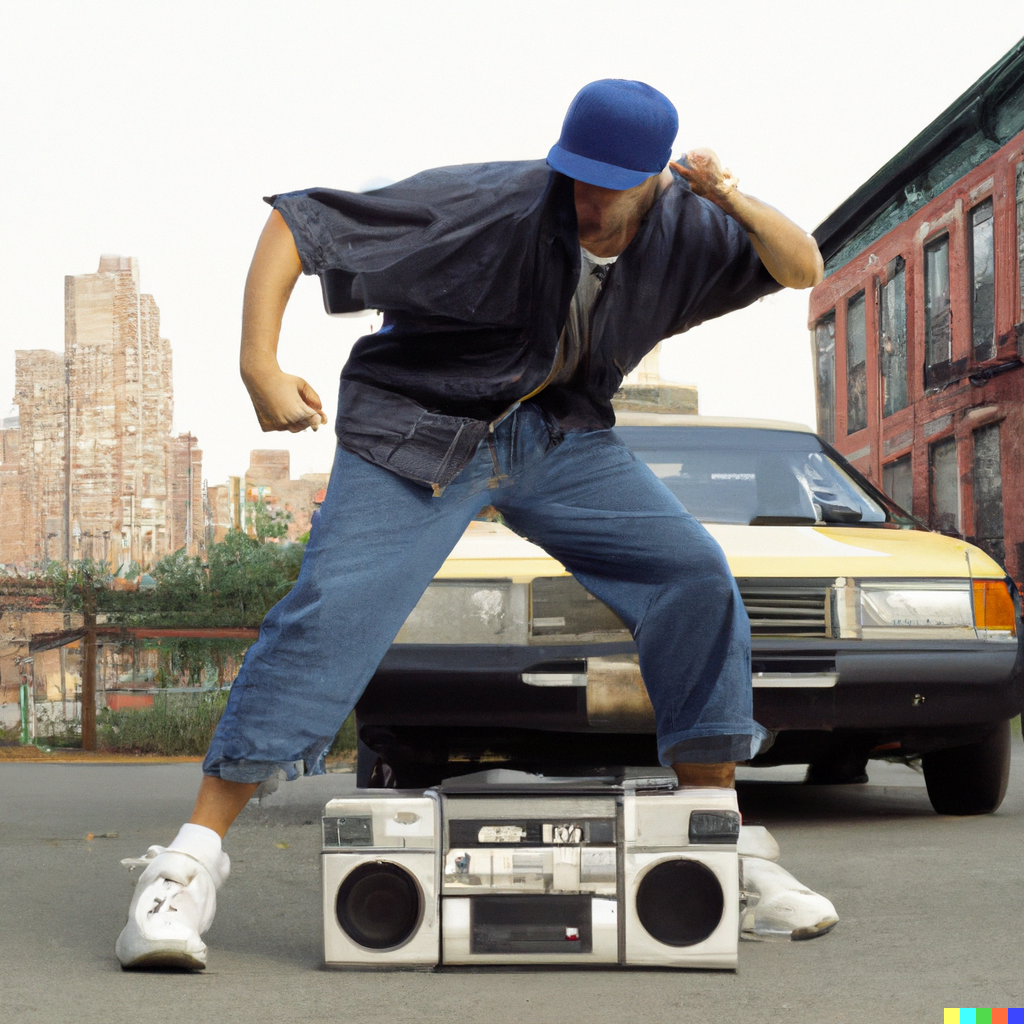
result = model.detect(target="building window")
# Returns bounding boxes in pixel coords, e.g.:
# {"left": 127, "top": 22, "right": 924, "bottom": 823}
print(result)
{"left": 973, "top": 423, "right": 1004, "bottom": 566}
{"left": 929, "top": 436, "right": 959, "bottom": 535}
{"left": 882, "top": 453, "right": 913, "bottom": 514}
{"left": 969, "top": 198, "right": 995, "bottom": 361}
{"left": 846, "top": 293, "right": 867, "bottom": 434}
{"left": 880, "top": 257, "right": 907, "bottom": 416}
{"left": 924, "top": 233, "right": 951, "bottom": 371}
{"left": 814, "top": 314, "right": 835, "bottom": 444}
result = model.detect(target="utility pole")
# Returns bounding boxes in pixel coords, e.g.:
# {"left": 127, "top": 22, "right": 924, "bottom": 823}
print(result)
{"left": 63, "top": 302, "right": 71, "bottom": 564}
{"left": 81, "top": 577, "right": 97, "bottom": 751}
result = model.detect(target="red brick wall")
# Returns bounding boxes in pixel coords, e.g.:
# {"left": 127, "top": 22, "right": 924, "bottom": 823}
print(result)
{"left": 810, "top": 131, "right": 1024, "bottom": 583}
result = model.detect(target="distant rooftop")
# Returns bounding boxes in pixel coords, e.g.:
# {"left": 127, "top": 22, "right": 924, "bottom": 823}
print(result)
{"left": 95, "top": 255, "right": 140, "bottom": 285}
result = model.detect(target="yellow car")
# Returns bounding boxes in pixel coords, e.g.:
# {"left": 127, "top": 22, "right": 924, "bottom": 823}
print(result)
{"left": 357, "top": 414, "right": 1022, "bottom": 815}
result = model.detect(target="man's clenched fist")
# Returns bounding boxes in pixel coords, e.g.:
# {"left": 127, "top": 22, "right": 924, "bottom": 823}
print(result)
{"left": 244, "top": 368, "right": 328, "bottom": 433}
{"left": 670, "top": 148, "right": 739, "bottom": 205}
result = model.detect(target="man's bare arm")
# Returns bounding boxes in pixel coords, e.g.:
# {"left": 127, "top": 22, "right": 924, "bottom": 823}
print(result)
{"left": 672, "top": 149, "right": 824, "bottom": 290}
{"left": 240, "top": 209, "right": 328, "bottom": 432}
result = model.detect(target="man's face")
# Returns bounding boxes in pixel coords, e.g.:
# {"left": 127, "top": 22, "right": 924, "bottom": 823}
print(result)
{"left": 573, "top": 173, "right": 662, "bottom": 255}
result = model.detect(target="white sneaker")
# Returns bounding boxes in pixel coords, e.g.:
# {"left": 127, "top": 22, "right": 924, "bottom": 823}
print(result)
{"left": 739, "top": 827, "right": 837, "bottom": 940}
{"left": 115, "top": 845, "right": 229, "bottom": 970}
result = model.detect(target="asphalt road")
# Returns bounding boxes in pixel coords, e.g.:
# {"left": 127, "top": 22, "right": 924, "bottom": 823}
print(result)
{"left": 2, "top": 748, "right": 1022, "bottom": 1024}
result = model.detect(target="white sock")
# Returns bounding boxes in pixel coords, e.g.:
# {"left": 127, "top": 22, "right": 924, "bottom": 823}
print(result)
{"left": 167, "top": 823, "right": 228, "bottom": 885}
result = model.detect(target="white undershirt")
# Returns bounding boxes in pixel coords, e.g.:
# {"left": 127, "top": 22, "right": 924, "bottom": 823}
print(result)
{"left": 552, "top": 246, "right": 619, "bottom": 384}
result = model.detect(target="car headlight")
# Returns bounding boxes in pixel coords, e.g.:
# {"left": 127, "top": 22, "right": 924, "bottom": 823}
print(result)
{"left": 832, "top": 578, "right": 1017, "bottom": 640}
{"left": 394, "top": 580, "right": 529, "bottom": 644}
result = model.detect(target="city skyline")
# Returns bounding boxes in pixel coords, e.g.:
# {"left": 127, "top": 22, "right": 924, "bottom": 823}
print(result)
{"left": 0, "top": 254, "right": 197, "bottom": 570}
{"left": 0, "top": 254, "right": 323, "bottom": 573}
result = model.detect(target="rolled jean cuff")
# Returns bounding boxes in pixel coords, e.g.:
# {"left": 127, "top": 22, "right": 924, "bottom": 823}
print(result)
{"left": 659, "top": 721, "right": 770, "bottom": 766}
{"left": 201, "top": 756, "right": 317, "bottom": 784}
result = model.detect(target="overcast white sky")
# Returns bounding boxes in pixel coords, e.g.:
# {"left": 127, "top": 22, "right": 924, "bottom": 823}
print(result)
{"left": 1, "top": 2, "right": 1021, "bottom": 484}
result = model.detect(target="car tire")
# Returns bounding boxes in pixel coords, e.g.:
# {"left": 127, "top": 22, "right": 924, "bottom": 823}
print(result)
{"left": 921, "top": 721, "right": 1012, "bottom": 816}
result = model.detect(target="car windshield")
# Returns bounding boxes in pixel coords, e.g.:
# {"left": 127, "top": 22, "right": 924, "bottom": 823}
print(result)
{"left": 617, "top": 425, "right": 915, "bottom": 528}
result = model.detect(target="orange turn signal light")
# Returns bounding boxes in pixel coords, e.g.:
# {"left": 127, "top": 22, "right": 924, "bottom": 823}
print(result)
{"left": 972, "top": 580, "right": 1017, "bottom": 634}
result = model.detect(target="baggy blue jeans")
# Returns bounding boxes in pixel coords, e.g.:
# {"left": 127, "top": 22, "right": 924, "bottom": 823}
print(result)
{"left": 203, "top": 403, "right": 766, "bottom": 783}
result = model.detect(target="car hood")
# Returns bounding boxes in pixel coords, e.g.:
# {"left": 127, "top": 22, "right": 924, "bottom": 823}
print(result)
{"left": 704, "top": 524, "right": 1004, "bottom": 579}
{"left": 435, "top": 520, "right": 566, "bottom": 580}
{"left": 433, "top": 520, "right": 1006, "bottom": 582}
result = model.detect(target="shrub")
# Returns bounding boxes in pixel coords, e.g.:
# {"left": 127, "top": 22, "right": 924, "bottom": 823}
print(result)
{"left": 0, "top": 721, "right": 21, "bottom": 746}
{"left": 328, "top": 713, "right": 357, "bottom": 758}
{"left": 97, "top": 692, "right": 357, "bottom": 760}
{"left": 98, "top": 690, "right": 230, "bottom": 756}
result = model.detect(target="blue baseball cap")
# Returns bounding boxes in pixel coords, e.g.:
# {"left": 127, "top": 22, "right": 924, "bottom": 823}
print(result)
{"left": 547, "top": 79, "right": 678, "bottom": 190}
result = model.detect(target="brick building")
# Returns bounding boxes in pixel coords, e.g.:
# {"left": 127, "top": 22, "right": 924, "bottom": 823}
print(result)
{"left": 203, "top": 452, "right": 325, "bottom": 546}
{"left": 167, "top": 432, "right": 203, "bottom": 555}
{"left": 810, "top": 39, "right": 1024, "bottom": 583}
{"left": 205, "top": 476, "right": 242, "bottom": 547}
{"left": 3, "top": 352, "right": 66, "bottom": 567}
{"left": 0, "top": 256, "right": 204, "bottom": 572}
{"left": 243, "top": 450, "right": 328, "bottom": 543}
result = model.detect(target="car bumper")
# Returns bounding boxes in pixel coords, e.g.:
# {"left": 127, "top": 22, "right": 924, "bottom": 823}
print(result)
{"left": 357, "top": 637, "right": 1024, "bottom": 734}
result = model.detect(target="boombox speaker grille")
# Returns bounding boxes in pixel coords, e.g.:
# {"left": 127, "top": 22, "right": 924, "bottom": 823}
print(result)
{"left": 635, "top": 859, "right": 724, "bottom": 946}
{"left": 336, "top": 862, "right": 422, "bottom": 950}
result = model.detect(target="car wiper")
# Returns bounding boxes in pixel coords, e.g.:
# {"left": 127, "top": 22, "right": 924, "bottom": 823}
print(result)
{"left": 748, "top": 515, "right": 817, "bottom": 526}
{"left": 817, "top": 502, "right": 863, "bottom": 524}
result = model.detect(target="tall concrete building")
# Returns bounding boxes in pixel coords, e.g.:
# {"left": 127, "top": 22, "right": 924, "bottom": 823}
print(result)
{"left": 167, "top": 432, "right": 203, "bottom": 556}
{"left": 205, "top": 475, "right": 242, "bottom": 547}
{"left": 8, "top": 351, "right": 67, "bottom": 566}
{"left": 0, "top": 256, "right": 203, "bottom": 572}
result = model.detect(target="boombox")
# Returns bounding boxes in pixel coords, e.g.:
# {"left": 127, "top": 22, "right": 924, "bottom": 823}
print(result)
{"left": 321, "top": 769, "right": 740, "bottom": 970}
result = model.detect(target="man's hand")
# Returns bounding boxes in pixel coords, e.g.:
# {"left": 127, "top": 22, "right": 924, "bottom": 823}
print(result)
{"left": 239, "top": 210, "right": 330, "bottom": 431}
{"left": 243, "top": 368, "right": 327, "bottom": 433}
{"left": 670, "top": 148, "right": 824, "bottom": 290}
{"left": 671, "top": 148, "right": 739, "bottom": 206}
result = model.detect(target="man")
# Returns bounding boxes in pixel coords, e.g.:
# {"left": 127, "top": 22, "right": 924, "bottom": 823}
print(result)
{"left": 116, "top": 80, "right": 831, "bottom": 970}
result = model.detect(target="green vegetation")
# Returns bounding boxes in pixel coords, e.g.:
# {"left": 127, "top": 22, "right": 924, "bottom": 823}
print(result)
{"left": 329, "top": 712, "right": 358, "bottom": 758}
{"left": 11, "top": 522, "right": 360, "bottom": 760}
{"left": 94, "top": 691, "right": 356, "bottom": 760}
{"left": 30, "top": 525, "right": 317, "bottom": 755}
{"left": 245, "top": 498, "right": 294, "bottom": 544}
{"left": 42, "top": 525, "right": 305, "bottom": 629}
{"left": 97, "top": 690, "right": 230, "bottom": 755}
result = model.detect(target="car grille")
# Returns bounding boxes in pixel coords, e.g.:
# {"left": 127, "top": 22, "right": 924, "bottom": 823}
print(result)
{"left": 737, "top": 580, "right": 830, "bottom": 637}
{"left": 530, "top": 576, "right": 832, "bottom": 640}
